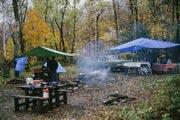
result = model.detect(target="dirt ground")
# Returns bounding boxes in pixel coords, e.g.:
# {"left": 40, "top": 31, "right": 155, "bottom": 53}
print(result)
{"left": 0, "top": 73, "right": 168, "bottom": 120}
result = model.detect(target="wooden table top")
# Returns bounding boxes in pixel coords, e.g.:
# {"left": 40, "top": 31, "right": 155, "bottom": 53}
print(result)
{"left": 17, "top": 83, "right": 69, "bottom": 90}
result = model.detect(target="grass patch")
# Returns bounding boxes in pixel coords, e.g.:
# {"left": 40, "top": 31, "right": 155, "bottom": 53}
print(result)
{"left": 119, "top": 74, "right": 180, "bottom": 120}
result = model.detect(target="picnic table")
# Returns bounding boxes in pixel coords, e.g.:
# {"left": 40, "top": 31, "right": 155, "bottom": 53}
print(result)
{"left": 122, "top": 62, "right": 152, "bottom": 75}
{"left": 11, "top": 83, "right": 68, "bottom": 112}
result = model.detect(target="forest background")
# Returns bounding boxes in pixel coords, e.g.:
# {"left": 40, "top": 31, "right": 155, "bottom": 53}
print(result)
{"left": 0, "top": 0, "right": 179, "bottom": 65}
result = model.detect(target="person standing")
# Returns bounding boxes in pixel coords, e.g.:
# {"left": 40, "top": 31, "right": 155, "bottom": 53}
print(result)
{"left": 47, "top": 57, "right": 58, "bottom": 82}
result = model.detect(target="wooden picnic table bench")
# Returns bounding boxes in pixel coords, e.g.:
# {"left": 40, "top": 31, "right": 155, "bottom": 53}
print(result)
{"left": 11, "top": 84, "right": 68, "bottom": 112}
{"left": 11, "top": 95, "right": 49, "bottom": 112}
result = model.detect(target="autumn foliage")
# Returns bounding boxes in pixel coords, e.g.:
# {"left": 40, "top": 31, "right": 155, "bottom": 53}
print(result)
{"left": 23, "top": 10, "right": 53, "bottom": 50}
{"left": 3, "top": 0, "right": 180, "bottom": 60}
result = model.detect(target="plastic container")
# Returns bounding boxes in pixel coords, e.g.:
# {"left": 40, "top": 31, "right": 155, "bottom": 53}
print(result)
{"left": 43, "top": 87, "right": 49, "bottom": 98}
{"left": 26, "top": 78, "right": 33, "bottom": 85}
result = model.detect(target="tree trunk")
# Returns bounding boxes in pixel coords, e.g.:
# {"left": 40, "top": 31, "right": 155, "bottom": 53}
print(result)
{"left": 112, "top": 0, "right": 119, "bottom": 41}
{"left": 95, "top": 10, "right": 103, "bottom": 53}
{"left": 129, "top": 0, "right": 138, "bottom": 38}
{"left": 59, "top": 0, "right": 68, "bottom": 52}
{"left": 19, "top": 24, "right": 25, "bottom": 52}
{"left": 171, "top": 0, "right": 175, "bottom": 25}
{"left": 0, "top": 37, "right": 4, "bottom": 68}
{"left": 12, "top": 0, "right": 20, "bottom": 22}
{"left": 11, "top": 30, "right": 20, "bottom": 57}
{"left": 71, "top": 0, "right": 76, "bottom": 53}
{"left": 60, "top": 17, "right": 66, "bottom": 52}
{"left": 12, "top": 0, "right": 20, "bottom": 55}
{"left": 12, "top": 0, "right": 27, "bottom": 54}
{"left": 44, "top": 0, "right": 49, "bottom": 22}
{"left": 134, "top": 0, "right": 138, "bottom": 38}
{"left": 175, "top": 0, "right": 179, "bottom": 43}
{"left": 50, "top": 20, "right": 55, "bottom": 37}
{"left": 54, "top": 18, "right": 61, "bottom": 50}
{"left": 129, "top": 0, "right": 134, "bottom": 15}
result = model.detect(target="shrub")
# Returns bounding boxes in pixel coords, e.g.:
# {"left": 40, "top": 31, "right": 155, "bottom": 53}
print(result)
{"left": 117, "top": 74, "right": 180, "bottom": 120}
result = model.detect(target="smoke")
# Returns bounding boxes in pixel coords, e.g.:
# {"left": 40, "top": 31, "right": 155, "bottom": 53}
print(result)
{"left": 76, "top": 41, "right": 109, "bottom": 86}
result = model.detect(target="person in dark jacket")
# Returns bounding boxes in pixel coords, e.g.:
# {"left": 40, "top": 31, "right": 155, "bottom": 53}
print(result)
{"left": 47, "top": 57, "right": 58, "bottom": 82}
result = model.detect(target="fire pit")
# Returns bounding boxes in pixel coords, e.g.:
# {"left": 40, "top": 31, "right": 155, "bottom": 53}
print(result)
{"left": 103, "top": 93, "right": 135, "bottom": 105}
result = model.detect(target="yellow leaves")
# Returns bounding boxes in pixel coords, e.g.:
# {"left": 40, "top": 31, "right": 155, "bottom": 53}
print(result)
{"left": 99, "top": 20, "right": 114, "bottom": 42}
{"left": 150, "top": 23, "right": 168, "bottom": 38}
{"left": 23, "top": 9, "right": 51, "bottom": 50}
{"left": 6, "top": 39, "right": 14, "bottom": 60}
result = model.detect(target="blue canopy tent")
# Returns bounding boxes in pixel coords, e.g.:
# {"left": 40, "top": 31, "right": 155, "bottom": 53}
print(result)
{"left": 111, "top": 38, "right": 180, "bottom": 52}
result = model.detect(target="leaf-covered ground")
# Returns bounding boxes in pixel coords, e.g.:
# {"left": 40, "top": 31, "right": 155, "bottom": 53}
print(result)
{"left": 0, "top": 73, "right": 169, "bottom": 120}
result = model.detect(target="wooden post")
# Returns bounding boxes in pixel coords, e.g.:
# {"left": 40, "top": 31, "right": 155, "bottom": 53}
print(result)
{"left": 55, "top": 88, "right": 60, "bottom": 106}
{"left": 48, "top": 88, "right": 53, "bottom": 109}
{"left": 63, "top": 92, "right": 67, "bottom": 104}
{"left": 14, "top": 97, "right": 19, "bottom": 111}
{"left": 25, "top": 98, "right": 30, "bottom": 110}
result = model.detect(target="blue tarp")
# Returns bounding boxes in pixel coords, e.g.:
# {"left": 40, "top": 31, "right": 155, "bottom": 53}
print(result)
{"left": 56, "top": 62, "right": 66, "bottom": 73}
{"left": 111, "top": 38, "right": 180, "bottom": 52}
{"left": 15, "top": 57, "right": 27, "bottom": 73}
